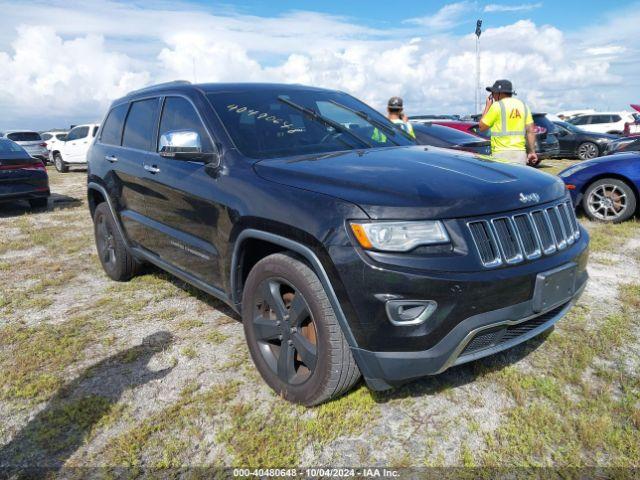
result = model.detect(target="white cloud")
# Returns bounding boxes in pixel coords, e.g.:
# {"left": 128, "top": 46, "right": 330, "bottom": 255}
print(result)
{"left": 405, "top": 2, "right": 474, "bottom": 31}
{"left": 483, "top": 2, "right": 542, "bottom": 13}
{"left": 0, "top": 1, "right": 637, "bottom": 129}
{"left": 0, "top": 25, "right": 149, "bottom": 127}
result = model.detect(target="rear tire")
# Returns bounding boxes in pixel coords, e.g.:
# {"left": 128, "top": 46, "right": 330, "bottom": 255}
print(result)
{"left": 582, "top": 178, "right": 636, "bottom": 223}
{"left": 54, "top": 153, "right": 68, "bottom": 173}
{"left": 93, "top": 202, "right": 141, "bottom": 281}
{"left": 242, "top": 252, "right": 360, "bottom": 406}
{"left": 29, "top": 198, "right": 48, "bottom": 209}
{"left": 577, "top": 142, "right": 599, "bottom": 160}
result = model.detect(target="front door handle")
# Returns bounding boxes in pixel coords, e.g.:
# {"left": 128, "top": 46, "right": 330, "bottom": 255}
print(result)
{"left": 104, "top": 155, "right": 118, "bottom": 163}
{"left": 143, "top": 164, "right": 161, "bottom": 174}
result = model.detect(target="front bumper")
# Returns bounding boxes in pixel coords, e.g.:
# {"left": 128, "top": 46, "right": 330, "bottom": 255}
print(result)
{"left": 353, "top": 272, "right": 587, "bottom": 390}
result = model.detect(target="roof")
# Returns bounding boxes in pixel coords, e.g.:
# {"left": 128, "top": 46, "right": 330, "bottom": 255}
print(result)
{"left": 115, "top": 81, "right": 339, "bottom": 104}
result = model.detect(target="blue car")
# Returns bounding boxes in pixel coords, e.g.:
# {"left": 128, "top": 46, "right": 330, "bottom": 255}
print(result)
{"left": 559, "top": 152, "right": 640, "bottom": 222}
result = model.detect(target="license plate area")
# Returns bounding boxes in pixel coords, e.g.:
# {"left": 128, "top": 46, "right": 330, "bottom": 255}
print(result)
{"left": 533, "top": 263, "right": 577, "bottom": 313}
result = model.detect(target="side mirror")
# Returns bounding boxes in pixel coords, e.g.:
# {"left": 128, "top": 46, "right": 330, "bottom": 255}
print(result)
{"left": 159, "top": 130, "right": 219, "bottom": 166}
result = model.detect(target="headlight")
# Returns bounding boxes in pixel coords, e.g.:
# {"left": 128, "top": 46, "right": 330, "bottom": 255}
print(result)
{"left": 350, "top": 221, "right": 449, "bottom": 252}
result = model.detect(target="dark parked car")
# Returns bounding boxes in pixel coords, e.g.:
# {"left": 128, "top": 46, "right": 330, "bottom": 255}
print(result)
{"left": 410, "top": 122, "right": 491, "bottom": 155}
{"left": 553, "top": 121, "right": 617, "bottom": 160}
{"left": 88, "top": 81, "right": 589, "bottom": 405}
{"left": 0, "top": 138, "right": 49, "bottom": 209}
{"left": 604, "top": 136, "right": 640, "bottom": 155}
{"left": 560, "top": 152, "right": 640, "bottom": 222}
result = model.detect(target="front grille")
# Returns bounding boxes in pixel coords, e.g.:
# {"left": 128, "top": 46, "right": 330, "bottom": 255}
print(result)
{"left": 459, "top": 303, "right": 566, "bottom": 357}
{"left": 468, "top": 199, "right": 580, "bottom": 268}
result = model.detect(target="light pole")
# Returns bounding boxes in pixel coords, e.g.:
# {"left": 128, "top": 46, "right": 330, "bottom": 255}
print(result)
{"left": 475, "top": 19, "right": 482, "bottom": 116}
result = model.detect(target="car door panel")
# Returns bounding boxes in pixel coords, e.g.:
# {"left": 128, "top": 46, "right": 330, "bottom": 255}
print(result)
{"left": 139, "top": 95, "right": 223, "bottom": 287}
{"left": 141, "top": 159, "right": 221, "bottom": 286}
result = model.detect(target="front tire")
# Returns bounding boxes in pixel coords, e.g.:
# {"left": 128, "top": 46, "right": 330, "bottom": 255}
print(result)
{"left": 582, "top": 178, "right": 637, "bottom": 223}
{"left": 242, "top": 253, "right": 360, "bottom": 406}
{"left": 93, "top": 202, "right": 141, "bottom": 281}
{"left": 54, "top": 153, "right": 68, "bottom": 173}
{"left": 577, "top": 142, "right": 599, "bottom": 160}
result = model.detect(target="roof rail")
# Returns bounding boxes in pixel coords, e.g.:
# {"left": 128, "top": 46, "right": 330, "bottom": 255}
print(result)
{"left": 127, "top": 80, "right": 191, "bottom": 96}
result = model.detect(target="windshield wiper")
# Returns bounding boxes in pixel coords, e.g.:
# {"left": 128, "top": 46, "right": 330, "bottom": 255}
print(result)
{"left": 328, "top": 99, "right": 415, "bottom": 144}
{"left": 277, "top": 96, "right": 374, "bottom": 148}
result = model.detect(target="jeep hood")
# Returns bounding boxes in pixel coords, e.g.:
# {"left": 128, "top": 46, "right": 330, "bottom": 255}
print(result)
{"left": 254, "top": 146, "right": 566, "bottom": 219}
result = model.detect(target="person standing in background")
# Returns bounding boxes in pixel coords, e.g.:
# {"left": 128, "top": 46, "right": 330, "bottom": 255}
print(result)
{"left": 386, "top": 96, "right": 416, "bottom": 139}
{"left": 478, "top": 79, "right": 538, "bottom": 166}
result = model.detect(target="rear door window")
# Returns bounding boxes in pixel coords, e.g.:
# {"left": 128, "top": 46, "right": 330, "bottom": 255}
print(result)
{"left": 100, "top": 104, "right": 128, "bottom": 146}
{"left": 122, "top": 98, "right": 160, "bottom": 151}
{"left": 41, "top": 133, "right": 52, "bottom": 141}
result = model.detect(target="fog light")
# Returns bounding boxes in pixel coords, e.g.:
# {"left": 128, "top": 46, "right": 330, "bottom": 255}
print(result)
{"left": 385, "top": 300, "right": 437, "bottom": 326}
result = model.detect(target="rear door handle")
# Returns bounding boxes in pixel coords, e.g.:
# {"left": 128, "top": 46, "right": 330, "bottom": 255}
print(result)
{"left": 143, "top": 164, "right": 161, "bottom": 174}
{"left": 104, "top": 155, "right": 118, "bottom": 163}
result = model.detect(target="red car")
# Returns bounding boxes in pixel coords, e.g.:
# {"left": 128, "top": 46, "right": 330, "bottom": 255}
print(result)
{"left": 623, "top": 104, "right": 640, "bottom": 137}
{"left": 429, "top": 120, "right": 487, "bottom": 139}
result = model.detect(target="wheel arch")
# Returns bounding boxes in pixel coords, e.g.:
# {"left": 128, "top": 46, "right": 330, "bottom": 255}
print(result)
{"left": 230, "top": 229, "right": 359, "bottom": 348}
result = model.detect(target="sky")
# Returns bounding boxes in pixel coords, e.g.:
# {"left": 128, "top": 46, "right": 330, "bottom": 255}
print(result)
{"left": 0, "top": 0, "right": 638, "bottom": 130}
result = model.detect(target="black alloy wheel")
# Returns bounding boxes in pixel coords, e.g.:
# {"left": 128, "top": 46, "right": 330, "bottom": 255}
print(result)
{"left": 252, "top": 277, "right": 318, "bottom": 385}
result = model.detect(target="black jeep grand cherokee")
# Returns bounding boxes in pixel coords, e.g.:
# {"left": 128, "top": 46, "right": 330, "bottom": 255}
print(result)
{"left": 88, "top": 81, "right": 589, "bottom": 405}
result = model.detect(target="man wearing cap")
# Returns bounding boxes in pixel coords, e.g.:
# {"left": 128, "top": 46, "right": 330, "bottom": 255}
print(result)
{"left": 386, "top": 96, "right": 416, "bottom": 139}
{"left": 478, "top": 79, "right": 537, "bottom": 166}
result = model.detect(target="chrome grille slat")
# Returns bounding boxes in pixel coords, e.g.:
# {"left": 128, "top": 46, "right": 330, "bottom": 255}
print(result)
{"left": 468, "top": 221, "right": 502, "bottom": 267}
{"left": 546, "top": 207, "right": 567, "bottom": 250}
{"left": 531, "top": 210, "right": 557, "bottom": 255}
{"left": 557, "top": 204, "right": 575, "bottom": 245}
{"left": 491, "top": 217, "right": 523, "bottom": 264}
{"left": 513, "top": 214, "right": 541, "bottom": 259}
{"left": 468, "top": 198, "right": 581, "bottom": 268}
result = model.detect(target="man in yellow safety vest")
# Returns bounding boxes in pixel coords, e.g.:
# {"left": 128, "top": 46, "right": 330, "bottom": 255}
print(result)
{"left": 386, "top": 96, "right": 416, "bottom": 139}
{"left": 478, "top": 79, "right": 537, "bottom": 166}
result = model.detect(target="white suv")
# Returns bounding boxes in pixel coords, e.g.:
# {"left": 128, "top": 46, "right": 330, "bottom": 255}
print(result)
{"left": 41, "top": 131, "right": 68, "bottom": 162}
{"left": 52, "top": 123, "right": 99, "bottom": 173}
{"left": 569, "top": 112, "right": 636, "bottom": 134}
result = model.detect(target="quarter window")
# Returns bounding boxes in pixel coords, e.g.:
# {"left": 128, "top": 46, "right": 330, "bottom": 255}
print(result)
{"left": 122, "top": 99, "right": 159, "bottom": 151}
{"left": 158, "top": 97, "right": 212, "bottom": 152}
{"left": 100, "top": 104, "right": 128, "bottom": 146}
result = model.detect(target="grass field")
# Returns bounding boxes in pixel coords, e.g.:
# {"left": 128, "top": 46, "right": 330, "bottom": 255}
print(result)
{"left": 0, "top": 159, "right": 638, "bottom": 473}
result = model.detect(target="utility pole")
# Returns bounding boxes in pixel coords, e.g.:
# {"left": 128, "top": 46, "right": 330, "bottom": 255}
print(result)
{"left": 475, "top": 19, "right": 482, "bottom": 116}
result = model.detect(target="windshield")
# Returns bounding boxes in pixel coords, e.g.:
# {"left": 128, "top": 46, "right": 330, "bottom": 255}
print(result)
{"left": 6, "top": 131, "right": 42, "bottom": 142}
{"left": 207, "top": 89, "right": 415, "bottom": 159}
